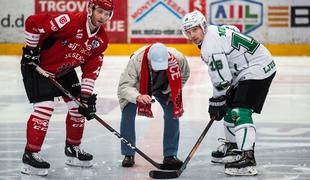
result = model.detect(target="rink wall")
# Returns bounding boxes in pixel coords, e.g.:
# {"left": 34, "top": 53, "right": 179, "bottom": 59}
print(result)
{"left": 0, "top": 0, "right": 310, "bottom": 56}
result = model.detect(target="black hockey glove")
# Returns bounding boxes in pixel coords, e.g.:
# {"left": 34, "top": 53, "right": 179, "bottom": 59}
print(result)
{"left": 78, "top": 94, "right": 97, "bottom": 120}
{"left": 21, "top": 46, "right": 40, "bottom": 69}
{"left": 208, "top": 95, "right": 227, "bottom": 121}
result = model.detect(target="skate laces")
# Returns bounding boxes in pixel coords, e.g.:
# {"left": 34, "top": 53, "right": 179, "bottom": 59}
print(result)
{"left": 32, "top": 153, "right": 45, "bottom": 162}
{"left": 216, "top": 138, "right": 237, "bottom": 154}
{"left": 73, "top": 146, "right": 88, "bottom": 156}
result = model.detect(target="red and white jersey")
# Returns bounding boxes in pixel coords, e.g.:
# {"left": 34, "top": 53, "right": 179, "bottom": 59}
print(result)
{"left": 25, "top": 12, "right": 109, "bottom": 94}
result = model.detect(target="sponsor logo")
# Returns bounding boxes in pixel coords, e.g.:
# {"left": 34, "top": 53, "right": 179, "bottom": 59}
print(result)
{"left": 189, "top": 0, "right": 206, "bottom": 15}
{"left": 268, "top": 6, "right": 310, "bottom": 28}
{"left": 75, "top": 29, "right": 83, "bottom": 39}
{"left": 131, "top": 0, "right": 186, "bottom": 23}
{"left": 61, "top": 40, "right": 68, "bottom": 46}
{"left": 210, "top": 0, "right": 263, "bottom": 34}
{"left": 54, "top": 14, "right": 70, "bottom": 29}
{"left": 35, "top": 0, "right": 87, "bottom": 14}
{"left": 50, "top": 20, "right": 58, "bottom": 31}
{"left": 68, "top": 43, "right": 80, "bottom": 51}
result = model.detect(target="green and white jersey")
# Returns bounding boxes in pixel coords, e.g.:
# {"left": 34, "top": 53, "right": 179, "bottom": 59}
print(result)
{"left": 200, "top": 25, "right": 276, "bottom": 97}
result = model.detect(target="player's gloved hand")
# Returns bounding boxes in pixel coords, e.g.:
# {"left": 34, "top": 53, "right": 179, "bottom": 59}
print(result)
{"left": 78, "top": 94, "right": 97, "bottom": 120}
{"left": 21, "top": 46, "right": 40, "bottom": 69}
{"left": 208, "top": 95, "right": 227, "bottom": 121}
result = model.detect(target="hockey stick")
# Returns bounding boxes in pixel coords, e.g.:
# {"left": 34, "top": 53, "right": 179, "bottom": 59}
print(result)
{"left": 149, "top": 118, "right": 215, "bottom": 179}
{"left": 34, "top": 65, "right": 182, "bottom": 170}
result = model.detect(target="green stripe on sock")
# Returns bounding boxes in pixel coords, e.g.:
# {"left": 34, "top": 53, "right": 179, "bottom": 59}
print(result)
{"left": 241, "top": 128, "right": 248, "bottom": 150}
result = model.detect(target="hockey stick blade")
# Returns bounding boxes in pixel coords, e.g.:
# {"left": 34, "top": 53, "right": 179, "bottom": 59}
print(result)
{"left": 149, "top": 119, "right": 215, "bottom": 179}
{"left": 149, "top": 170, "right": 179, "bottom": 179}
{"left": 158, "top": 163, "right": 183, "bottom": 170}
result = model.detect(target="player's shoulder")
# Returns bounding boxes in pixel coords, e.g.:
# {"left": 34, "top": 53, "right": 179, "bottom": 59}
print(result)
{"left": 50, "top": 12, "right": 84, "bottom": 30}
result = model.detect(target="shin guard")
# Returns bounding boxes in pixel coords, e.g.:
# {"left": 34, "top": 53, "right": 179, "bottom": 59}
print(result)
{"left": 26, "top": 101, "right": 54, "bottom": 152}
{"left": 65, "top": 100, "right": 85, "bottom": 145}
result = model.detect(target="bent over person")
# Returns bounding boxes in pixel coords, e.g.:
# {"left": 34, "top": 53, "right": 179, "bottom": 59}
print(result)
{"left": 117, "top": 43, "right": 190, "bottom": 167}
{"left": 20, "top": 0, "right": 113, "bottom": 176}
{"left": 182, "top": 11, "right": 276, "bottom": 176}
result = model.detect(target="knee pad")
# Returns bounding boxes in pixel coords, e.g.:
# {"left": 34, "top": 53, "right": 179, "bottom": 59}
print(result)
{"left": 66, "top": 100, "right": 84, "bottom": 120}
{"left": 231, "top": 108, "right": 253, "bottom": 126}
{"left": 33, "top": 101, "right": 55, "bottom": 119}
{"left": 224, "top": 108, "right": 234, "bottom": 124}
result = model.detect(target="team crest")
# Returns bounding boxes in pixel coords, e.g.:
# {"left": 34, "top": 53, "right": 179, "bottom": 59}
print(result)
{"left": 91, "top": 40, "right": 100, "bottom": 49}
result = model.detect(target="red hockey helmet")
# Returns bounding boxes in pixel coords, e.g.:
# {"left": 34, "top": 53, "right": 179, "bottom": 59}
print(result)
{"left": 89, "top": 0, "right": 113, "bottom": 11}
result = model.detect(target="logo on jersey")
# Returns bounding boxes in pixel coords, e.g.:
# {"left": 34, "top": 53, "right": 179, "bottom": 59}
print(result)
{"left": 50, "top": 20, "right": 58, "bottom": 31}
{"left": 54, "top": 14, "right": 70, "bottom": 29}
{"left": 75, "top": 29, "right": 83, "bottom": 39}
{"left": 62, "top": 40, "right": 68, "bottom": 46}
{"left": 91, "top": 40, "right": 100, "bottom": 49}
{"left": 209, "top": 0, "right": 263, "bottom": 34}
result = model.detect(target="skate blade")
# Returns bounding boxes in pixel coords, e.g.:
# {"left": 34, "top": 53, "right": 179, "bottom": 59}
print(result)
{"left": 225, "top": 166, "right": 258, "bottom": 176}
{"left": 20, "top": 163, "right": 48, "bottom": 176}
{"left": 211, "top": 155, "right": 240, "bottom": 164}
{"left": 65, "top": 157, "right": 93, "bottom": 167}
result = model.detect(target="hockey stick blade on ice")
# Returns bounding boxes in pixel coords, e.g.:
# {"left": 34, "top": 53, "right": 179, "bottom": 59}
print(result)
{"left": 149, "top": 118, "right": 215, "bottom": 179}
{"left": 34, "top": 65, "right": 181, "bottom": 171}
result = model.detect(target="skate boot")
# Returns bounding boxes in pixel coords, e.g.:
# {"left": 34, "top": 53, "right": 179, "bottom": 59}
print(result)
{"left": 211, "top": 138, "right": 239, "bottom": 163}
{"left": 20, "top": 150, "right": 50, "bottom": 176}
{"left": 224, "top": 150, "right": 258, "bottom": 176}
{"left": 65, "top": 143, "right": 93, "bottom": 167}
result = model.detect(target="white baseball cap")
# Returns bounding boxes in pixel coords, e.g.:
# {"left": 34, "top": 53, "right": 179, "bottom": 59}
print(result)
{"left": 147, "top": 43, "right": 168, "bottom": 71}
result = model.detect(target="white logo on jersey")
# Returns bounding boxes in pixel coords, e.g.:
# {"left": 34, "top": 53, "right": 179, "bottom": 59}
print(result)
{"left": 38, "top": 28, "right": 45, "bottom": 33}
{"left": 94, "top": 66, "right": 101, "bottom": 77}
{"left": 50, "top": 20, "right": 58, "bottom": 31}
{"left": 75, "top": 29, "right": 83, "bottom": 39}
{"left": 54, "top": 14, "right": 70, "bottom": 29}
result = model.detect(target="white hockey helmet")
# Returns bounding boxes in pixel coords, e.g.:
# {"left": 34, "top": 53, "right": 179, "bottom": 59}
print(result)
{"left": 182, "top": 10, "right": 207, "bottom": 38}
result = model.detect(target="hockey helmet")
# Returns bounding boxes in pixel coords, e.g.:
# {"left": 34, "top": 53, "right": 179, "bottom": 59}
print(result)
{"left": 89, "top": 0, "right": 114, "bottom": 11}
{"left": 182, "top": 10, "right": 207, "bottom": 37}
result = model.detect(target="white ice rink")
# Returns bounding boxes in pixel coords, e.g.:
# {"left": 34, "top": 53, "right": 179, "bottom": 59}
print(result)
{"left": 0, "top": 55, "right": 310, "bottom": 179}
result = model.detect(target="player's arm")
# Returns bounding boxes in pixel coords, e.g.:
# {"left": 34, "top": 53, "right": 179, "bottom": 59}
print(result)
{"left": 78, "top": 54, "right": 104, "bottom": 120}
{"left": 203, "top": 52, "right": 232, "bottom": 120}
{"left": 205, "top": 52, "right": 232, "bottom": 97}
{"left": 25, "top": 13, "right": 70, "bottom": 48}
{"left": 22, "top": 14, "right": 71, "bottom": 68}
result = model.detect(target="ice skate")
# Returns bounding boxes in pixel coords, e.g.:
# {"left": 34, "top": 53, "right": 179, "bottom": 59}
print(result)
{"left": 224, "top": 150, "right": 258, "bottom": 176}
{"left": 211, "top": 138, "right": 239, "bottom": 163}
{"left": 65, "top": 143, "right": 93, "bottom": 167}
{"left": 20, "top": 150, "right": 50, "bottom": 176}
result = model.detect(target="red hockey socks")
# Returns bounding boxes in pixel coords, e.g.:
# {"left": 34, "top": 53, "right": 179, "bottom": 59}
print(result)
{"left": 26, "top": 104, "right": 54, "bottom": 152}
{"left": 65, "top": 100, "right": 85, "bottom": 145}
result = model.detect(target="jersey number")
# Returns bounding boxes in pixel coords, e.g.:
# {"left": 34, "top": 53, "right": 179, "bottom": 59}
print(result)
{"left": 231, "top": 33, "right": 259, "bottom": 55}
{"left": 210, "top": 60, "right": 223, "bottom": 71}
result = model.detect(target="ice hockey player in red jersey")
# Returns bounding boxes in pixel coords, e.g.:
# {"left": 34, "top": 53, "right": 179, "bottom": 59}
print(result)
{"left": 20, "top": 0, "right": 113, "bottom": 176}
